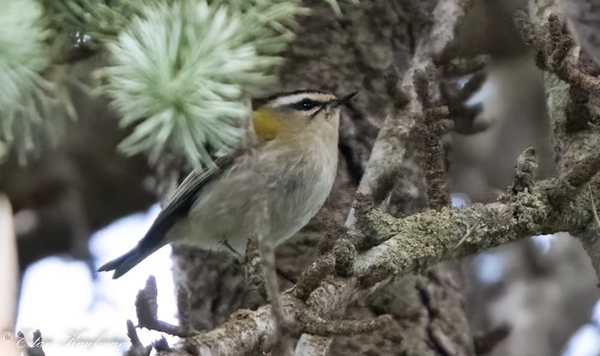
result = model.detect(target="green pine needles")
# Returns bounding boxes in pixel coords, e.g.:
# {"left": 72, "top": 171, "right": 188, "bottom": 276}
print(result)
{"left": 0, "top": 0, "right": 57, "bottom": 163}
{"left": 0, "top": 0, "right": 354, "bottom": 166}
{"left": 103, "top": 0, "right": 306, "bottom": 168}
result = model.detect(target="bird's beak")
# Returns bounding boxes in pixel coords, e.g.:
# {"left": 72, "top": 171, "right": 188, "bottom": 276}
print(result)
{"left": 330, "top": 91, "right": 358, "bottom": 108}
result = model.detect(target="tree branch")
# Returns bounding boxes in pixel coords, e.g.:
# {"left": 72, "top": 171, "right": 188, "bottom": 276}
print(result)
{"left": 162, "top": 143, "right": 600, "bottom": 355}
{"left": 523, "top": 0, "right": 600, "bottom": 279}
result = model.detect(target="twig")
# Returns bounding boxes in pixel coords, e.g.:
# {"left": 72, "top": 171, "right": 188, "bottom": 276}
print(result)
{"left": 414, "top": 0, "right": 474, "bottom": 64}
{"left": 294, "top": 254, "right": 336, "bottom": 301}
{"left": 455, "top": 221, "right": 472, "bottom": 248}
{"left": 515, "top": 12, "right": 600, "bottom": 94}
{"left": 414, "top": 66, "right": 452, "bottom": 210}
{"left": 152, "top": 336, "right": 172, "bottom": 353}
{"left": 298, "top": 312, "right": 392, "bottom": 336}
{"left": 473, "top": 324, "right": 511, "bottom": 355}
{"left": 546, "top": 144, "right": 600, "bottom": 209}
{"left": 135, "top": 276, "right": 188, "bottom": 337}
{"left": 440, "top": 68, "right": 488, "bottom": 135}
{"left": 125, "top": 320, "right": 152, "bottom": 356}
{"left": 510, "top": 147, "right": 538, "bottom": 195}
{"left": 17, "top": 330, "right": 45, "bottom": 356}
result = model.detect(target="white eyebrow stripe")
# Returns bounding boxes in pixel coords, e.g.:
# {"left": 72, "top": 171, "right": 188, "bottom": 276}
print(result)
{"left": 270, "top": 93, "right": 336, "bottom": 107}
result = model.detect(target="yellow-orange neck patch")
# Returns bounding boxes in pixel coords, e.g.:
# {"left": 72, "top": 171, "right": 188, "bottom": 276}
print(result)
{"left": 253, "top": 108, "right": 282, "bottom": 141}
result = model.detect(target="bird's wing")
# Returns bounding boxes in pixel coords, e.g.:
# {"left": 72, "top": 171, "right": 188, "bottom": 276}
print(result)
{"left": 98, "top": 154, "right": 237, "bottom": 278}
{"left": 139, "top": 155, "right": 236, "bottom": 251}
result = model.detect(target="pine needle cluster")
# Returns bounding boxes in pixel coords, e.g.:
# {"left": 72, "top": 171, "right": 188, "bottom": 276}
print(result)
{"left": 102, "top": 0, "right": 307, "bottom": 168}
{"left": 0, "top": 0, "right": 57, "bottom": 163}
{"left": 1, "top": 0, "right": 355, "bottom": 166}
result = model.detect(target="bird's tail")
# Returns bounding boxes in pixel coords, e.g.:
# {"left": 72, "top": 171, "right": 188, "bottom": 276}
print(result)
{"left": 97, "top": 246, "right": 154, "bottom": 279}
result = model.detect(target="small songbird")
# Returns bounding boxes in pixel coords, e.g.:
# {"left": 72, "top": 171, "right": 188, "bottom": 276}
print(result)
{"left": 98, "top": 89, "right": 356, "bottom": 278}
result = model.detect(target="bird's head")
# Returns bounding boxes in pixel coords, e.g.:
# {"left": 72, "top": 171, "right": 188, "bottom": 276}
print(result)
{"left": 251, "top": 89, "right": 356, "bottom": 143}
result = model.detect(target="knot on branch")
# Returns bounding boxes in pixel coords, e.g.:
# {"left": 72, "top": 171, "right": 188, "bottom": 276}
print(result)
{"left": 510, "top": 147, "right": 538, "bottom": 195}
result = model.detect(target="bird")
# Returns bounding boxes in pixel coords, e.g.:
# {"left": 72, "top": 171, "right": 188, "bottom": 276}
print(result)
{"left": 98, "top": 89, "right": 357, "bottom": 279}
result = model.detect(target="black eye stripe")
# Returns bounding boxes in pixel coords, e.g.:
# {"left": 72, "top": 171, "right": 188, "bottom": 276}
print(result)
{"left": 289, "top": 99, "right": 324, "bottom": 111}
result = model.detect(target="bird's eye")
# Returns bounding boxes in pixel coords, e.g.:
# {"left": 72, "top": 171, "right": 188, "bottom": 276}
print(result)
{"left": 291, "top": 99, "right": 321, "bottom": 111}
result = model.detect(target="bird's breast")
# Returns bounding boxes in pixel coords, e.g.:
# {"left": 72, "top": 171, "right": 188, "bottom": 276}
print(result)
{"left": 262, "top": 140, "right": 338, "bottom": 244}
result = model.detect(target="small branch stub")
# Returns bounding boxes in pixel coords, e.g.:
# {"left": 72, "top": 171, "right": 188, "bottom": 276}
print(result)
{"left": 135, "top": 276, "right": 188, "bottom": 337}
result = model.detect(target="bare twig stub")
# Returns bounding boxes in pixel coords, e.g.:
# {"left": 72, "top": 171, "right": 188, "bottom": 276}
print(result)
{"left": 135, "top": 276, "right": 188, "bottom": 337}
{"left": 125, "top": 320, "right": 152, "bottom": 356}
{"left": 510, "top": 147, "right": 538, "bottom": 195}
